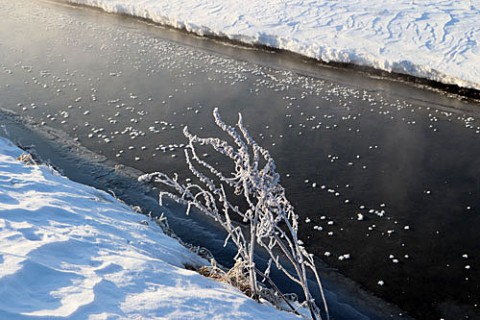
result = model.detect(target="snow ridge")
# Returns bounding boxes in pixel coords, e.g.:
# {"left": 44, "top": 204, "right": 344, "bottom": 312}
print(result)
{"left": 65, "top": 0, "right": 480, "bottom": 90}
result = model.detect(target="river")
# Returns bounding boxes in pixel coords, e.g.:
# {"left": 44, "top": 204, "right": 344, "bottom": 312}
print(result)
{"left": 1, "top": 1, "right": 479, "bottom": 319}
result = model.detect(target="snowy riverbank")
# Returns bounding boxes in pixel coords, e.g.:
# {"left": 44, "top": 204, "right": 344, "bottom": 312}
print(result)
{"left": 0, "top": 137, "right": 299, "bottom": 319}
{"left": 64, "top": 0, "right": 480, "bottom": 91}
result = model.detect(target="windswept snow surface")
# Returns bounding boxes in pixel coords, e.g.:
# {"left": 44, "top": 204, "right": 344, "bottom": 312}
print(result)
{"left": 0, "top": 137, "right": 298, "bottom": 319}
{"left": 64, "top": 0, "right": 480, "bottom": 91}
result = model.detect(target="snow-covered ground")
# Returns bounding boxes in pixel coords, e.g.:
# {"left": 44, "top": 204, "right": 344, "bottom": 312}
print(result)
{"left": 0, "top": 137, "right": 298, "bottom": 319}
{"left": 64, "top": 0, "right": 480, "bottom": 91}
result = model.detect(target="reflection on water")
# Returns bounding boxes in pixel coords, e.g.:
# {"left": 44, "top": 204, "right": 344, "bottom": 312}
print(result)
{"left": 1, "top": 0, "right": 480, "bottom": 319}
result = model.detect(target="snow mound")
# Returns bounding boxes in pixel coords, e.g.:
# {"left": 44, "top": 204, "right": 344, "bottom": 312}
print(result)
{"left": 65, "top": 0, "right": 480, "bottom": 90}
{"left": 0, "top": 137, "right": 297, "bottom": 319}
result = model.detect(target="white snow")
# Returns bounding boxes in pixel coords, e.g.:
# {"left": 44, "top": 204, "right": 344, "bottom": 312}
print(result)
{"left": 0, "top": 137, "right": 298, "bottom": 319}
{"left": 65, "top": 0, "right": 480, "bottom": 90}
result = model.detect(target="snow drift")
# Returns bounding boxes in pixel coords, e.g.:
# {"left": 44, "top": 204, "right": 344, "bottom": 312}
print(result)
{"left": 0, "top": 137, "right": 298, "bottom": 319}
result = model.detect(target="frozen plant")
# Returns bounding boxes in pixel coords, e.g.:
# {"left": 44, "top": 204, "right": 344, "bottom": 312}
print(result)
{"left": 139, "top": 108, "right": 329, "bottom": 320}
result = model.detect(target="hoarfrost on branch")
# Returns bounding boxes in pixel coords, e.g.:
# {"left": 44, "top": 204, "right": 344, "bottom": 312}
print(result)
{"left": 139, "top": 108, "right": 329, "bottom": 320}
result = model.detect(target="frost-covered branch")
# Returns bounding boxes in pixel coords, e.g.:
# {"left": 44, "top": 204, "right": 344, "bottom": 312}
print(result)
{"left": 139, "top": 108, "right": 329, "bottom": 320}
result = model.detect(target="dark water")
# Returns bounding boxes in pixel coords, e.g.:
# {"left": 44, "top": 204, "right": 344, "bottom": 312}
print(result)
{"left": 1, "top": 1, "right": 480, "bottom": 319}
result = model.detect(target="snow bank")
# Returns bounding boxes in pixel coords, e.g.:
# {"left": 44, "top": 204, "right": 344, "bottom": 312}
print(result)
{"left": 65, "top": 0, "right": 480, "bottom": 91}
{"left": 0, "top": 137, "right": 297, "bottom": 319}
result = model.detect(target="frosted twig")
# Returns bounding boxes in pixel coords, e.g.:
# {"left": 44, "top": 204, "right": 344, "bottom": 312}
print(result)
{"left": 139, "top": 108, "right": 329, "bottom": 320}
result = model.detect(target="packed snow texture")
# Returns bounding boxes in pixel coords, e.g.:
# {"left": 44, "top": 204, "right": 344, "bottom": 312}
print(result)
{"left": 65, "top": 0, "right": 480, "bottom": 90}
{"left": 0, "top": 137, "right": 298, "bottom": 319}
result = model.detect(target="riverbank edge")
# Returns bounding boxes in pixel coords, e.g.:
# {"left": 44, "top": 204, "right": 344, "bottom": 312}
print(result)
{"left": 56, "top": 0, "right": 480, "bottom": 102}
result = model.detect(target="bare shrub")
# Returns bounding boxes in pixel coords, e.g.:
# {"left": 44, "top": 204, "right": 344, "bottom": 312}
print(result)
{"left": 17, "top": 153, "right": 36, "bottom": 165}
{"left": 139, "top": 108, "right": 329, "bottom": 320}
